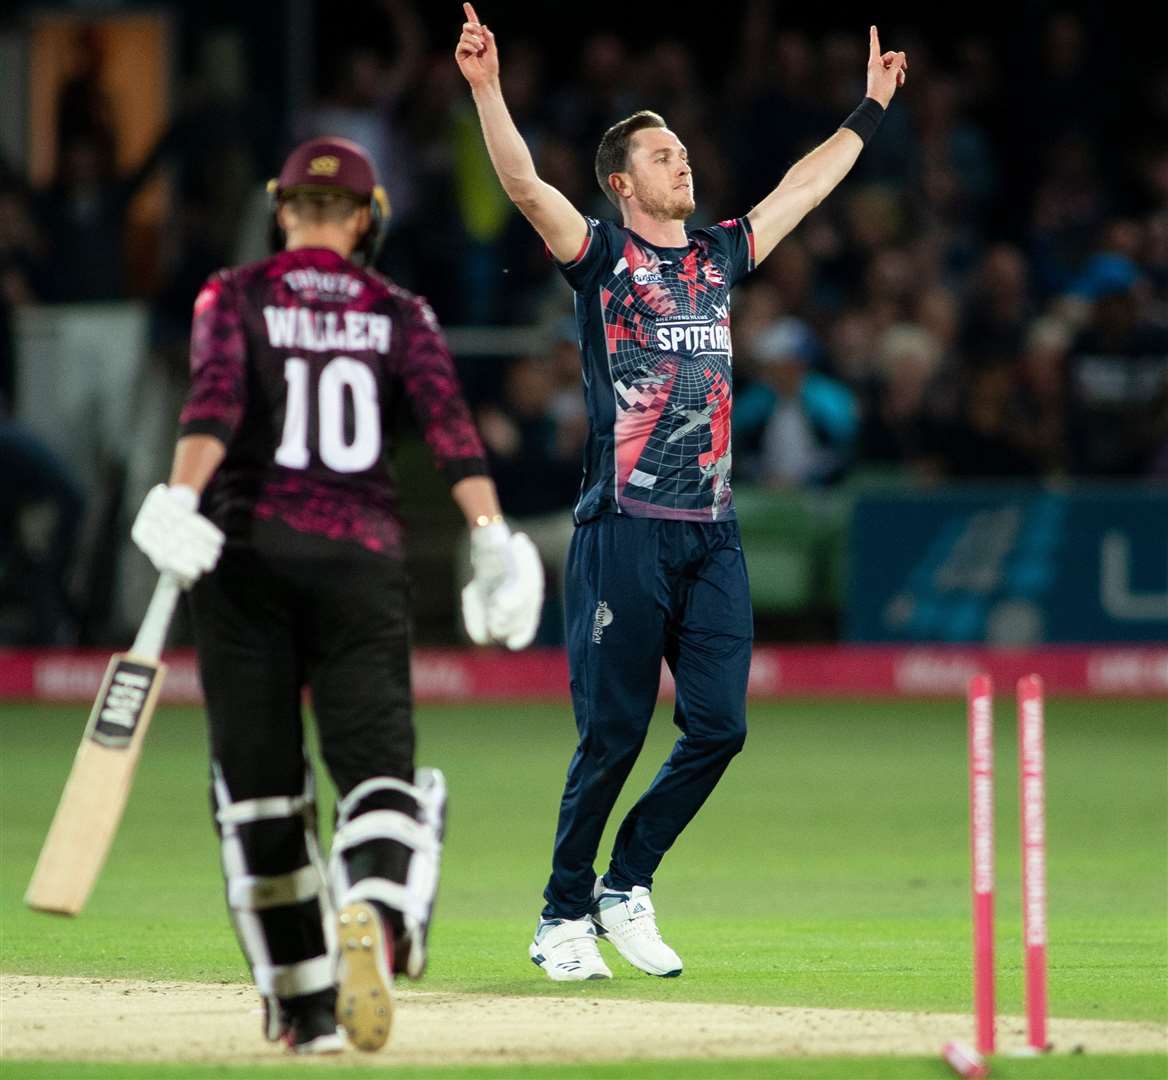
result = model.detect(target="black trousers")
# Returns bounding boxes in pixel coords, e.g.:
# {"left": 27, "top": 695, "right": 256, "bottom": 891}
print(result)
{"left": 189, "top": 539, "right": 415, "bottom": 803}
{"left": 187, "top": 536, "right": 417, "bottom": 1003}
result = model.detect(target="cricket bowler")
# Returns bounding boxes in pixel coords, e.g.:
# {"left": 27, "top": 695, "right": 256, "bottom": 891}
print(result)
{"left": 456, "top": 4, "right": 907, "bottom": 980}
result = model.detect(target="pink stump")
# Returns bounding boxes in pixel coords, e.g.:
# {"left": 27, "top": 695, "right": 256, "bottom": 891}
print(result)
{"left": 967, "top": 673, "right": 995, "bottom": 1056}
{"left": 1017, "top": 674, "right": 1049, "bottom": 1052}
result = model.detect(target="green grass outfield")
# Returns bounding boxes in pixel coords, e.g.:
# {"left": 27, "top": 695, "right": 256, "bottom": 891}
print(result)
{"left": 1, "top": 697, "right": 1165, "bottom": 1079}
{"left": 3, "top": 1056, "right": 1168, "bottom": 1080}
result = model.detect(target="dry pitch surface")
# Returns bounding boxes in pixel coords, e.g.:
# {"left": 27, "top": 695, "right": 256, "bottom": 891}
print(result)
{"left": 3, "top": 975, "right": 1166, "bottom": 1066}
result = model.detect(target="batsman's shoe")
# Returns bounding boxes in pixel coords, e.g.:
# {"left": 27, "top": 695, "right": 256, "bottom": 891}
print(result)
{"left": 591, "top": 883, "right": 683, "bottom": 977}
{"left": 529, "top": 917, "right": 612, "bottom": 981}
{"left": 337, "top": 901, "right": 394, "bottom": 1051}
{"left": 270, "top": 990, "right": 345, "bottom": 1055}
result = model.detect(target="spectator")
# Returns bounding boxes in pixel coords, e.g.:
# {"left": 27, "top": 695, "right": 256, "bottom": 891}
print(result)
{"left": 1008, "top": 316, "right": 1073, "bottom": 475}
{"left": 1027, "top": 135, "right": 1110, "bottom": 297}
{"left": 0, "top": 172, "right": 49, "bottom": 399}
{"left": 0, "top": 167, "right": 84, "bottom": 644}
{"left": 732, "top": 282, "right": 784, "bottom": 365}
{"left": 913, "top": 75, "right": 998, "bottom": 216}
{"left": 824, "top": 306, "right": 879, "bottom": 388}
{"left": 1063, "top": 254, "right": 1168, "bottom": 476}
{"left": 552, "top": 33, "right": 638, "bottom": 152}
{"left": 960, "top": 244, "right": 1034, "bottom": 367}
{"left": 1025, "top": 14, "right": 1104, "bottom": 160}
{"left": 941, "top": 361, "right": 1043, "bottom": 478}
{"left": 400, "top": 55, "right": 470, "bottom": 317}
{"left": 296, "top": 0, "right": 424, "bottom": 232}
{"left": 544, "top": 316, "right": 589, "bottom": 457}
{"left": 904, "top": 74, "right": 994, "bottom": 279}
{"left": 735, "top": 318, "right": 858, "bottom": 487}
{"left": 730, "top": 25, "right": 835, "bottom": 209}
{"left": 472, "top": 354, "right": 585, "bottom": 642}
{"left": 754, "top": 236, "right": 824, "bottom": 325}
{"left": 33, "top": 133, "right": 129, "bottom": 301}
{"left": 860, "top": 323, "right": 947, "bottom": 476}
{"left": 33, "top": 110, "right": 196, "bottom": 304}
{"left": 0, "top": 412, "right": 85, "bottom": 645}
{"left": 863, "top": 246, "right": 916, "bottom": 332}
{"left": 478, "top": 355, "right": 582, "bottom": 511}
{"left": 956, "top": 35, "right": 1008, "bottom": 142}
{"left": 1145, "top": 210, "right": 1168, "bottom": 324}
{"left": 155, "top": 104, "right": 259, "bottom": 346}
{"left": 916, "top": 285, "right": 962, "bottom": 364}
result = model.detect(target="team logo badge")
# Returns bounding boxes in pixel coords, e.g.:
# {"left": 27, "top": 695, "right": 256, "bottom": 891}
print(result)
{"left": 592, "top": 601, "right": 614, "bottom": 644}
{"left": 308, "top": 155, "right": 341, "bottom": 177}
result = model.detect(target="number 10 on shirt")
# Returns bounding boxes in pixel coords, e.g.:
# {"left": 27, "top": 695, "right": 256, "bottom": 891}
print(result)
{"left": 276, "top": 355, "right": 382, "bottom": 473}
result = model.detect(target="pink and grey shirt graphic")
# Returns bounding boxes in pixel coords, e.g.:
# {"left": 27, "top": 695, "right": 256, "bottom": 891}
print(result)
{"left": 180, "top": 248, "right": 486, "bottom": 558}
{"left": 556, "top": 217, "right": 755, "bottom": 522}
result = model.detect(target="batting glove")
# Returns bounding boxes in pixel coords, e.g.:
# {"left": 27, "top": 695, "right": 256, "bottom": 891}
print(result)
{"left": 461, "top": 521, "right": 544, "bottom": 650}
{"left": 131, "top": 484, "right": 225, "bottom": 589}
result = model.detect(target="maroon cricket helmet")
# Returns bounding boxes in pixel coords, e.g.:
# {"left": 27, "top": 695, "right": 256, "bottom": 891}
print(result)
{"left": 267, "top": 136, "right": 389, "bottom": 264}
{"left": 274, "top": 137, "right": 378, "bottom": 199}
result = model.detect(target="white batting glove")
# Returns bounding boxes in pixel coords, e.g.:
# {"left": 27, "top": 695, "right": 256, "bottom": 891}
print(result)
{"left": 461, "top": 521, "right": 544, "bottom": 650}
{"left": 131, "top": 484, "right": 225, "bottom": 589}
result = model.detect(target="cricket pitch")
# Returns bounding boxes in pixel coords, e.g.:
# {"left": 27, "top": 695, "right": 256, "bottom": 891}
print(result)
{"left": 2, "top": 974, "right": 1165, "bottom": 1066}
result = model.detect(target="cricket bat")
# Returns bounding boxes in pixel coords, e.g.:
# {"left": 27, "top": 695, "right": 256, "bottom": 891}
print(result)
{"left": 25, "top": 573, "right": 183, "bottom": 915}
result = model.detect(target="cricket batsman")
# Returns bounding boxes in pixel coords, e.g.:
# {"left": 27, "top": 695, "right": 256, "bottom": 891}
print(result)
{"left": 130, "top": 136, "right": 543, "bottom": 1050}
{"left": 456, "top": 5, "right": 906, "bottom": 980}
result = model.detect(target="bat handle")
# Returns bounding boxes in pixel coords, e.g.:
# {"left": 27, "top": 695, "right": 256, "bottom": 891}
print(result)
{"left": 131, "top": 573, "right": 183, "bottom": 661}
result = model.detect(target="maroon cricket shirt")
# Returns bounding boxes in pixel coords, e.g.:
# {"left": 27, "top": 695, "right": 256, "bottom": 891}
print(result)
{"left": 179, "top": 247, "right": 486, "bottom": 558}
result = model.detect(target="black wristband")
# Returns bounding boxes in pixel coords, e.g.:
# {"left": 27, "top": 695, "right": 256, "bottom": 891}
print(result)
{"left": 839, "top": 97, "right": 885, "bottom": 146}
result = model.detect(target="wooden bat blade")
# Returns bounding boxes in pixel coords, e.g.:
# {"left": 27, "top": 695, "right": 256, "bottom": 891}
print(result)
{"left": 25, "top": 653, "right": 167, "bottom": 915}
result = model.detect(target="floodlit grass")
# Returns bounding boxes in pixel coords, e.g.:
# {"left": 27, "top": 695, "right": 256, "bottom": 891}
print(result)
{"left": 2, "top": 697, "right": 1165, "bottom": 1078}
{"left": 3, "top": 1055, "right": 1168, "bottom": 1080}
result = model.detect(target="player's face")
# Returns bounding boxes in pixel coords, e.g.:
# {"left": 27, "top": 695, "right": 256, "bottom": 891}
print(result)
{"left": 627, "top": 128, "right": 695, "bottom": 221}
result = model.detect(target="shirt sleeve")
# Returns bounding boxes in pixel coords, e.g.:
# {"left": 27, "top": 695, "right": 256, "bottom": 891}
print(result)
{"left": 551, "top": 217, "right": 615, "bottom": 293}
{"left": 394, "top": 296, "right": 489, "bottom": 484}
{"left": 703, "top": 217, "right": 757, "bottom": 287}
{"left": 178, "top": 272, "right": 247, "bottom": 443}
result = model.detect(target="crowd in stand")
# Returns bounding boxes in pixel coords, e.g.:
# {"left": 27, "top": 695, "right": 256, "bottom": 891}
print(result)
{"left": 1, "top": 3, "right": 1166, "bottom": 643}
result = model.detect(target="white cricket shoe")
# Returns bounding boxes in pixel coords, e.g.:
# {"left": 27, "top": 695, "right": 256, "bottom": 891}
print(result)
{"left": 529, "top": 918, "right": 613, "bottom": 981}
{"left": 591, "top": 882, "right": 683, "bottom": 977}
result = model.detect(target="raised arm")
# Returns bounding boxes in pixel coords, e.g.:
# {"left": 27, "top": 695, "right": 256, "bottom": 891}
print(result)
{"left": 746, "top": 26, "right": 907, "bottom": 265}
{"left": 455, "top": 3, "right": 587, "bottom": 263}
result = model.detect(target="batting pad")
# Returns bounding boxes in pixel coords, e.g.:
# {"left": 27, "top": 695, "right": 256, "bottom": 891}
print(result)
{"left": 329, "top": 768, "right": 446, "bottom": 978}
{"left": 212, "top": 762, "right": 334, "bottom": 1023}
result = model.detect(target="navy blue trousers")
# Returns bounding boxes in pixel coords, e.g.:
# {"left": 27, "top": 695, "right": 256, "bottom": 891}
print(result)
{"left": 542, "top": 514, "right": 752, "bottom": 919}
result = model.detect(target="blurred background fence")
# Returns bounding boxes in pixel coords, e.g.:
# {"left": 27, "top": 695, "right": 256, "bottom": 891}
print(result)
{"left": 1, "top": 0, "right": 1165, "bottom": 650}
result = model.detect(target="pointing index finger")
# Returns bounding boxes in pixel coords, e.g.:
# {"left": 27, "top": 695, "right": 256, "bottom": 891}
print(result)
{"left": 464, "top": 2, "right": 480, "bottom": 25}
{"left": 870, "top": 25, "right": 880, "bottom": 59}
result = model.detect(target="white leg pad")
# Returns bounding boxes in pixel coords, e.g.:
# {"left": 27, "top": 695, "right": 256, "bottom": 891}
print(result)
{"left": 332, "top": 810, "right": 434, "bottom": 857}
{"left": 212, "top": 762, "right": 335, "bottom": 1005}
{"left": 341, "top": 878, "right": 412, "bottom": 917}
{"left": 336, "top": 777, "right": 419, "bottom": 822}
{"left": 254, "top": 953, "right": 336, "bottom": 998}
{"left": 329, "top": 769, "right": 447, "bottom": 979}
{"left": 216, "top": 793, "right": 311, "bottom": 827}
{"left": 227, "top": 863, "right": 328, "bottom": 912}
